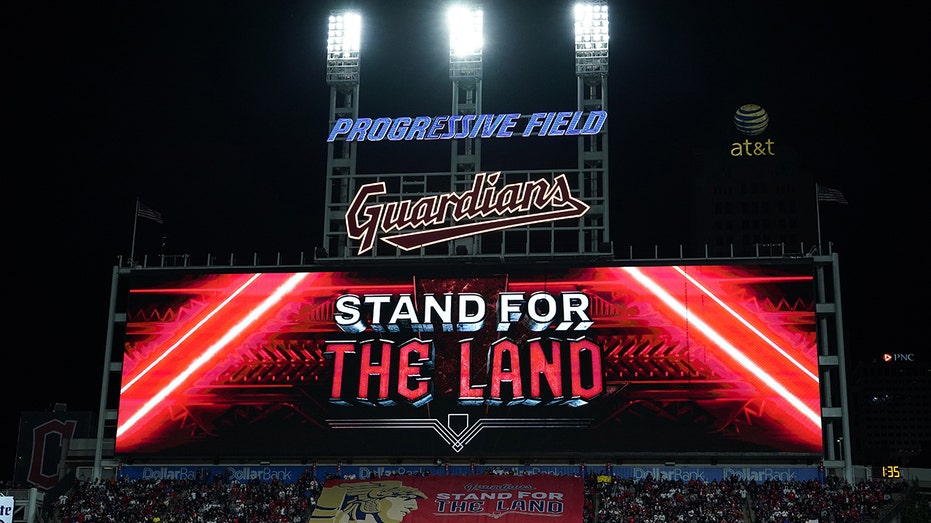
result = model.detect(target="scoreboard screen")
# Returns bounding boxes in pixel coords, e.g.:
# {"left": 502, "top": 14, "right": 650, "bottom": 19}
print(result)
{"left": 114, "top": 263, "right": 822, "bottom": 460}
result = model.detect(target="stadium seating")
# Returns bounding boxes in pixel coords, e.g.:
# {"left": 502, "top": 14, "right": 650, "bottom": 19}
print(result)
{"left": 49, "top": 470, "right": 908, "bottom": 523}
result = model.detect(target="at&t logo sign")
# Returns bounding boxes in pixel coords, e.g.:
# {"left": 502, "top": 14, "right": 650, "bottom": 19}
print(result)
{"left": 731, "top": 103, "right": 775, "bottom": 157}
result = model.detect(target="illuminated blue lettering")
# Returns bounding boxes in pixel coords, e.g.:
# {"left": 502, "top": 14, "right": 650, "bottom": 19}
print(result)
{"left": 475, "top": 114, "right": 510, "bottom": 138}
{"left": 547, "top": 112, "right": 574, "bottom": 136}
{"left": 523, "top": 112, "right": 548, "bottom": 136}
{"left": 581, "top": 110, "right": 607, "bottom": 134}
{"left": 348, "top": 118, "right": 373, "bottom": 141}
{"left": 327, "top": 118, "right": 353, "bottom": 141}
{"left": 388, "top": 117, "right": 412, "bottom": 141}
{"left": 426, "top": 116, "right": 449, "bottom": 140}
{"left": 468, "top": 114, "right": 488, "bottom": 138}
{"left": 565, "top": 111, "right": 584, "bottom": 135}
{"left": 327, "top": 110, "right": 608, "bottom": 142}
{"left": 368, "top": 117, "right": 392, "bottom": 141}
{"left": 441, "top": 115, "right": 462, "bottom": 139}
{"left": 535, "top": 112, "right": 558, "bottom": 136}
{"left": 495, "top": 113, "right": 521, "bottom": 137}
{"left": 406, "top": 116, "right": 432, "bottom": 140}
{"left": 456, "top": 115, "right": 476, "bottom": 138}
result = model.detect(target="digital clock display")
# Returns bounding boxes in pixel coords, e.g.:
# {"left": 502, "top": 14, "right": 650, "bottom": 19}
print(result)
{"left": 876, "top": 465, "right": 901, "bottom": 478}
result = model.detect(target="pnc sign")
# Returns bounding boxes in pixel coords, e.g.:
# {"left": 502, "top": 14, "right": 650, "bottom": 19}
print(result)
{"left": 882, "top": 353, "right": 915, "bottom": 363}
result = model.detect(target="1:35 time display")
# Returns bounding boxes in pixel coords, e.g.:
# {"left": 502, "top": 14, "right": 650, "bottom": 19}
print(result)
{"left": 878, "top": 465, "right": 901, "bottom": 478}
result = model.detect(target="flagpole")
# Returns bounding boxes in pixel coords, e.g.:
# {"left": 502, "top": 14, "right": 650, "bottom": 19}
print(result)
{"left": 815, "top": 183, "right": 823, "bottom": 254}
{"left": 130, "top": 197, "right": 140, "bottom": 265}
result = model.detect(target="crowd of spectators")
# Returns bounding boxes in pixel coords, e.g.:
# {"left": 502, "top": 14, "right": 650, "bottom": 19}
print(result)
{"left": 43, "top": 470, "right": 908, "bottom": 523}
{"left": 745, "top": 475, "right": 906, "bottom": 523}
{"left": 583, "top": 473, "right": 908, "bottom": 523}
{"left": 52, "top": 469, "right": 322, "bottom": 523}
{"left": 584, "top": 474, "right": 748, "bottom": 523}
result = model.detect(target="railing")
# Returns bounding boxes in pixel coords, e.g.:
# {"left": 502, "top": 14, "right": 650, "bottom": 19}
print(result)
{"left": 121, "top": 241, "right": 836, "bottom": 269}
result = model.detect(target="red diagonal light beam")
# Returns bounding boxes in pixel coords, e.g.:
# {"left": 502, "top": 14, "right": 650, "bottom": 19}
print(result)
{"left": 116, "top": 273, "right": 310, "bottom": 444}
{"left": 121, "top": 273, "right": 264, "bottom": 394}
{"left": 621, "top": 266, "right": 822, "bottom": 432}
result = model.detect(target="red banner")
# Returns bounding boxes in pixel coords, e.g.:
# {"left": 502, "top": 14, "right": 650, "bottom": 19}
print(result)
{"left": 309, "top": 474, "right": 584, "bottom": 522}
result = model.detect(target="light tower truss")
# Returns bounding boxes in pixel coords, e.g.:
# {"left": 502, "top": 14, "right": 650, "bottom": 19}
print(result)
{"left": 323, "top": 10, "right": 362, "bottom": 260}
{"left": 449, "top": 3, "right": 483, "bottom": 257}
{"left": 320, "top": 3, "right": 612, "bottom": 261}
{"left": 575, "top": 0, "right": 610, "bottom": 255}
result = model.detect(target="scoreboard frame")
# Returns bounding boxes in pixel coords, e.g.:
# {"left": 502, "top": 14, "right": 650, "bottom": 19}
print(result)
{"left": 109, "top": 259, "right": 828, "bottom": 465}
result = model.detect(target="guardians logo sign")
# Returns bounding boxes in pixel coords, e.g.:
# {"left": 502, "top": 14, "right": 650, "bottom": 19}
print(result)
{"left": 346, "top": 171, "right": 589, "bottom": 253}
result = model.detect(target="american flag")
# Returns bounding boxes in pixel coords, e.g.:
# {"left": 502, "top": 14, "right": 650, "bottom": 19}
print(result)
{"left": 137, "top": 201, "right": 164, "bottom": 223}
{"left": 817, "top": 185, "right": 848, "bottom": 204}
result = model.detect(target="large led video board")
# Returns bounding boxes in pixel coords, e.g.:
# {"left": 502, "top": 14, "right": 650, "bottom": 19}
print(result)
{"left": 115, "top": 263, "right": 822, "bottom": 460}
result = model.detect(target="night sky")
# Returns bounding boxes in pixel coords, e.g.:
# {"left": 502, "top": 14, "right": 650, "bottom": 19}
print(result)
{"left": 5, "top": 1, "right": 926, "bottom": 480}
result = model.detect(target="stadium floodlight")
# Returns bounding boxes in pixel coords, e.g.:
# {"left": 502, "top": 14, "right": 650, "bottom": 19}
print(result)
{"left": 448, "top": 4, "right": 483, "bottom": 80}
{"left": 326, "top": 10, "right": 362, "bottom": 85}
{"left": 574, "top": 0, "right": 609, "bottom": 76}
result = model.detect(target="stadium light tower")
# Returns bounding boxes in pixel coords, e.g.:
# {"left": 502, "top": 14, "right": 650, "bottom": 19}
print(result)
{"left": 448, "top": 3, "right": 483, "bottom": 256}
{"left": 448, "top": 3, "right": 482, "bottom": 175}
{"left": 448, "top": 4, "right": 483, "bottom": 80}
{"left": 326, "top": 10, "right": 361, "bottom": 85}
{"left": 574, "top": 0, "right": 611, "bottom": 254}
{"left": 323, "top": 10, "right": 362, "bottom": 260}
{"left": 574, "top": 1, "right": 609, "bottom": 76}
